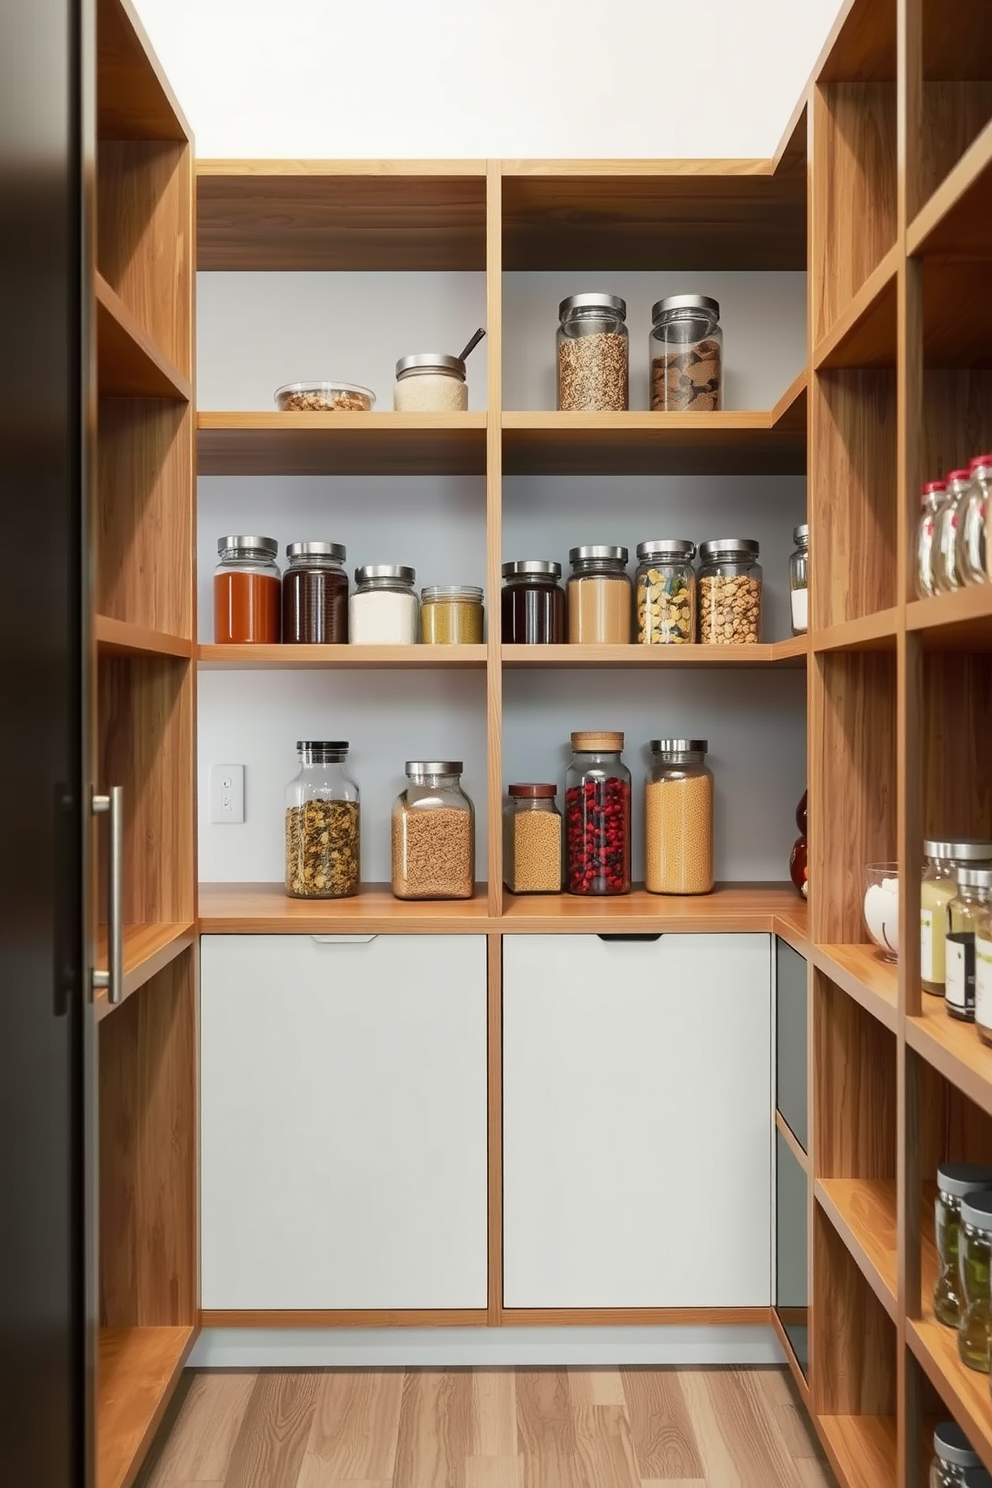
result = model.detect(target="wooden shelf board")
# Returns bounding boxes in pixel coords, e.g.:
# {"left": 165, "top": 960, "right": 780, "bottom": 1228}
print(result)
{"left": 813, "top": 944, "right": 899, "bottom": 1032}
{"left": 909, "top": 116, "right": 992, "bottom": 258}
{"left": 501, "top": 882, "right": 804, "bottom": 934}
{"left": 815, "top": 0, "right": 898, "bottom": 83}
{"left": 813, "top": 244, "right": 900, "bottom": 370}
{"left": 94, "top": 922, "right": 195, "bottom": 1019}
{"left": 907, "top": 998, "right": 992, "bottom": 1118}
{"left": 501, "top": 640, "right": 807, "bottom": 669}
{"left": 815, "top": 1414, "right": 897, "bottom": 1488}
{"left": 95, "top": 273, "right": 191, "bottom": 401}
{"left": 771, "top": 368, "right": 808, "bottom": 431}
{"left": 501, "top": 409, "right": 806, "bottom": 477}
{"left": 196, "top": 160, "right": 488, "bottom": 272}
{"left": 97, "top": 1324, "right": 195, "bottom": 1488}
{"left": 908, "top": 1315, "right": 992, "bottom": 1478}
{"left": 816, "top": 1177, "right": 897, "bottom": 1318}
{"left": 922, "top": 2, "right": 992, "bottom": 81}
{"left": 812, "top": 609, "right": 900, "bottom": 653}
{"left": 96, "top": 615, "right": 192, "bottom": 660}
{"left": 776, "top": 1109, "right": 809, "bottom": 1171}
{"left": 96, "top": 0, "right": 190, "bottom": 142}
{"left": 500, "top": 159, "right": 806, "bottom": 272}
{"left": 774, "top": 901, "right": 811, "bottom": 956}
{"left": 907, "top": 587, "right": 992, "bottom": 647}
{"left": 199, "top": 882, "right": 493, "bottom": 933}
{"left": 197, "top": 411, "right": 487, "bottom": 476}
{"left": 769, "top": 1307, "right": 810, "bottom": 1408}
{"left": 923, "top": 256, "right": 992, "bottom": 366}
{"left": 198, "top": 643, "right": 487, "bottom": 671}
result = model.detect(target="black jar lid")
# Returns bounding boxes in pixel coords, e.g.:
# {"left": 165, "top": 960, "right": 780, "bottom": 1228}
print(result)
{"left": 502, "top": 560, "right": 561, "bottom": 579}
{"left": 960, "top": 1191, "right": 992, "bottom": 1232}
{"left": 964, "top": 1468, "right": 992, "bottom": 1487}
{"left": 937, "top": 1161, "right": 992, "bottom": 1199}
{"left": 934, "top": 1421, "right": 981, "bottom": 1468}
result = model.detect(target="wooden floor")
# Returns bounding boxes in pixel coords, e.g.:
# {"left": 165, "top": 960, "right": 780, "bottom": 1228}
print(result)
{"left": 137, "top": 1366, "right": 833, "bottom": 1488}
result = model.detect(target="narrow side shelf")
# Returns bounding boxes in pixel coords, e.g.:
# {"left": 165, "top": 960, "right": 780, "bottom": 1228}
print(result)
{"left": 501, "top": 883, "right": 805, "bottom": 934}
{"left": 815, "top": 1177, "right": 897, "bottom": 1317}
{"left": 908, "top": 1317, "right": 992, "bottom": 1478}
{"left": 907, "top": 1000, "right": 992, "bottom": 1117}
{"left": 96, "top": 616, "right": 192, "bottom": 660}
{"left": 813, "top": 944, "right": 898, "bottom": 1031}
{"left": 812, "top": 610, "right": 900, "bottom": 653}
{"left": 501, "top": 639, "right": 808, "bottom": 669}
{"left": 95, "top": 273, "right": 191, "bottom": 401}
{"left": 199, "top": 643, "right": 487, "bottom": 671}
{"left": 96, "top": 0, "right": 190, "bottom": 142}
{"left": 97, "top": 1324, "right": 195, "bottom": 1488}
{"left": 197, "top": 412, "right": 487, "bottom": 476}
{"left": 908, "top": 115, "right": 992, "bottom": 258}
{"left": 774, "top": 902, "right": 811, "bottom": 956}
{"left": 812, "top": 243, "right": 899, "bottom": 370}
{"left": 907, "top": 588, "right": 992, "bottom": 648}
{"left": 199, "top": 882, "right": 494, "bottom": 934}
{"left": 94, "top": 922, "right": 195, "bottom": 1018}
{"left": 816, "top": 1414, "right": 897, "bottom": 1488}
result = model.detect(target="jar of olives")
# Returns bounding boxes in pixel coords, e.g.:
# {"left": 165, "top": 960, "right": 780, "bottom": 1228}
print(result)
{"left": 934, "top": 1163, "right": 992, "bottom": 1328}
{"left": 959, "top": 1191, "right": 992, "bottom": 1372}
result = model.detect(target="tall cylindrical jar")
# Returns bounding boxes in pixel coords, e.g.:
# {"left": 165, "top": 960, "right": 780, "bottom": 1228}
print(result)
{"left": 977, "top": 895, "right": 992, "bottom": 1048}
{"left": 391, "top": 761, "right": 475, "bottom": 900}
{"left": 946, "top": 868, "right": 992, "bottom": 1023}
{"left": 649, "top": 295, "right": 723, "bottom": 411}
{"left": 501, "top": 561, "right": 566, "bottom": 643}
{"left": 557, "top": 294, "right": 628, "bottom": 411}
{"left": 789, "top": 524, "right": 809, "bottom": 634}
{"left": 698, "top": 539, "right": 762, "bottom": 644}
{"left": 934, "top": 470, "right": 972, "bottom": 592}
{"left": 959, "top": 1191, "right": 992, "bottom": 1371}
{"left": 567, "top": 546, "right": 632, "bottom": 643}
{"left": 931, "top": 1421, "right": 984, "bottom": 1486}
{"left": 959, "top": 454, "right": 992, "bottom": 586}
{"left": 934, "top": 1165, "right": 992, "bottom": 1329}
{"left": 284, "top": 741, "right": 360, "bottom": 899}
{"left": 921, "top": 840, "right": 992, "bottom": 996}
{"left": 645, "top": 739, "right": 714, "bottom": 895}
{"left": 214, "top": 535, "right": 281, "bottom": 644}
{"left": 635, "top": 540, "right": 696, "bottom": 644}
{"left": 503, "top": 784, "right": 563, "bottom": 894}
{"left": 917, "top": 481, "right": 949, "bottom": 598}
{"left": 282, "top": 541, "right": 349, "bottom": 643}
{"left": 349, "top": 565, "right": 418, "bottom": 644}
{"left": 565, "top": 731, "right": 631, "bottom": 896}
{"left": 393, "top": 353, "right": 468, "bottom": 412}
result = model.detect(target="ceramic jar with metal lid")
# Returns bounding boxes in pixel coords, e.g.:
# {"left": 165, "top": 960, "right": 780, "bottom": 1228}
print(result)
{"left": 917, "top": 481, "right": 948, "bottom": 598}
{"left": 790, "top": 524, "right": 809, "bottom": 634}
{"left": 931, "top": 1422, "right": 984, "bottom": 1486}
{"left": 391, "top": 760, "right": 475, "bottom": 900}
{"left": 393, "top": 353, "right": 468, "bottom": 412}
{"left": 934, "top": 1163, "right": 992, "bottom": 1329}
{"left": 567, "top": 545, "right": 632, "bottom": 643}
{"left": 959, "top": 1191, "right": 992, "bottom": 1371}
{"left": 349, "top": 565, "right": 418, "bottom": 644}
{"left": 698, "top": 538, "right": 762, "bottom": 644}
{"left": 649, "top": 294, "right": 723, "bottom": 411}
{"left": 635, "top": 540, "right": 696, "bottom": 644}
{"left": 503, "top": 784, "right": 563, "bottom": 894}
{"left": 921, "top": 840, "right": 992, "bottom": 995}
{"left": 214, "top": 535, "right": 281, "bottom": 643}
{"left": 565, "top": 731, "right": 631, "bottom": 896}
{"left": 557, "top": 293, "right": 629, "bottom": 411}
{"left": 645, "top": 739, "right": 714, "bottom": 895}
{"left": 501, "top": 560, "right": 566, "bottom": 643}
{"left": 946, "top": 868, "right": 992, "bottom": 1022}
{"left": 282, "top": 541, "right": 348, "bottom": 643}
{"left": 420, "top": 585, "right": 484, "bottom": 643}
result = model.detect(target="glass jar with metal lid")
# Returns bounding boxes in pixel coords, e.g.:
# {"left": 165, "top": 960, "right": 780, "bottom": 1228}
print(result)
{"left": 935, "top": 1164, "right": 992, "bottom": 1329}
{"left": 976, "top": 897, "right": 992, "bottom": 1047}
{"left": 698, "top": 539, "right": 762, "bottom": 644}
{"left": 959, "top": 454, "right": 992, "bottom": 586}
{"left": 282, "top": 541, "right": 348, "bottom": 644}
{"left": 935, "top": 469, "right": 971, "bottom": 592}
{"left": 917, "top": 481, "right": 949, "bottom": 598}
{"left": 568, "top": 546, "right": 632, "bottom": 643}
{"left": 932, "top": 1421, "right": 984, "bottom": 1486}
{"left": 921, "top": 840, "right": 992, "bottom": 995}
{"left": 959, "top": 1191, "right": 992, "bottom": 1371}
{"left": 393, "top": 353, "right": 468, "bottom": 413}
{"left": 565, "top": 731, "right": 631, "bottom": 896}
{"left": 420, "top": 585, "right": 484, "bottom": 644}
{"left": 501, "top": 561, "right": 566, "bottom": 643}
{"left": 349, "top": 565, "right": 418, "bottom": 644}
{"left": 557, "top": 293, "right": 628, "bottom": 411}
{"left": 645, "top": 740, "right": 713, "bottom": 895}
{"left": 790, "top": 524, "right": 809, "bottom": 634}
{"left": 391, "top": 761, "right": 475, "bottom": 900}
{"left": 946, "top": 868, "right": 992, "bottom": 1022}
{"left": 503, "top": 784, "right": 563, "bottom": 894}
{"left": 284, "top": 741, "right": 360, "bottom": 899}
{"left": 649, "top": 295, "right": 723, "bottom": 411}
{"left": 635, "top": 540, "right": 696, "bottom": 644}
{"left": 214, "top": 535, "right": 281, "bottom": 644}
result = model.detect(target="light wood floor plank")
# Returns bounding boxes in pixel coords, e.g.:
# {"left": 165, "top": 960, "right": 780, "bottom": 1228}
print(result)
{"left": 567, "top": 1370, "right": 626, "bottom": 1407}
{"left": 392, "top": 1369, "right": 475, "bottom": 1488}
{"left": 570, "top": 1405, "right": 641, "bottom": 1488}
{"left": 515, "top": 1369, "right": 576, "bottom": 1461}
{"left": 695, "top": 1371, "right": 802, "bottom": 1488}
{"left": 297, "top": 1369, "right": 403, "bottom": 1486}
{"left": 142, "top": 1373, "right": 255, "bottom": 1486}
{"left": 464, "top": 1456, "right": 521, "bottom": 1488}
{"left": 471, "top": 1369, "right": 518, "bottom": 1457}
{"left": 222, "top": 1371, "right": 319, "bottom": 1488}
{"left": 620, "top": 1368, "right": 705, "bottom": 1480}
{"left": 771, "top": 1400, "right": 827, "bottom": 1463}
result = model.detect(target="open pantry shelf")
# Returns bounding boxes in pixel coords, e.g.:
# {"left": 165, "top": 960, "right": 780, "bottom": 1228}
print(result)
{"left": 96, "top": 0, "right": 188, "bottom": 142}
{"left": 199, "top": 882, "right": 495, "bottom": 933}
{"left": 96, "top": 616, "right": 192, "bottom": 660}
{"left": 198, "top": 643, "right": 487, "bottom": 670}
{"left": 907, "top": 1001, "right": 992, "bottom": 1117}
{"left": 97, "top": 1325, "right": 195, "bottom": 1488}
{"left": 908, "top": 1319, "right": 992, "bottom": 1478}
{"left": 501, "top": 638, "right": 808, "bottom": 668}
{"left": 907, "top": 588, "right": 992, "bottom": 647}
{"left": 196, "top": 411, "right": 487, "bottom": 476}
{"left": 812, "top": 243, "right": 899, "bottom": 371}
{"left": 811, "top": 610, "right": 899, "bottom": 653}
{"left": 816, "top": 1178, "right": 896, "bottom": 1317}
{"left": 96, "top": 273, "right": 191, "bottom": 401}
{"left": 501, "top": 883, "right": 805, "bottom": 935}
{"left": 94, "top": 923, "right": 195, "bottom": 1020}
{"left": 908, "top": 117, "right": 992, "bottom": 258}
{"left": 816, "top": 1415, "right": 897, "bottom": 1488}
{"left": 813, "top": 945, "right": 898, "bottom": 1031}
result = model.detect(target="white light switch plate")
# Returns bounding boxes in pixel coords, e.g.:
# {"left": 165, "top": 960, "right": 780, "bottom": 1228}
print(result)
{"left": 210, "top": 763, "right": 245, "bottom": 823}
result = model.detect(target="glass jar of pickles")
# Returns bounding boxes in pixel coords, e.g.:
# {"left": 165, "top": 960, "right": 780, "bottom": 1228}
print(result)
{"left": 922, "top": 841, "right": 992, "bottom": 996}
{"left": 420, "top": 585, "right": 484, "bottom": 643}
{"left": 635, "top": 540, "right": 696, "bottom": 644}
{"left": 947, "top": 869, "right": 992, "bottom": 1022}
{"left": 931, "top": 1421, "right": 983, "bottom": 1486}
{"left": 960, "top": 1191, "right": 992, "bottom": 1371}
{"left": 934, "top": 1163, "right": 992, "bottom": 1329}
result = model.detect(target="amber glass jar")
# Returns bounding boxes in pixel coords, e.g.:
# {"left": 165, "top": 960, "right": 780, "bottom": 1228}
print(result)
{"left": 214, "top": 535, "right": 281, "bottom": 644}
{"left": 282, "top": 541, "right": 348, "bottom": 643}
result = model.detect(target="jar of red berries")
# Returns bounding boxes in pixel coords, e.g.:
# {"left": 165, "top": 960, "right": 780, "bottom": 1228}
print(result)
{"left": 564, "top": 731, "right": 631, "bottom": 895}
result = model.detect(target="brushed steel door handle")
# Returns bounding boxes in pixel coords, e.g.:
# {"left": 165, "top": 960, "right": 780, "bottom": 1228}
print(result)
{"left": 92, "top": 785, "right": 124, "bottom": 1004}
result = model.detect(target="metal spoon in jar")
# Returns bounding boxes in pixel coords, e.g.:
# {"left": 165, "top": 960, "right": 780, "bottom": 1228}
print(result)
{"left": 457, "top": 327, "right": 486, "bottom": 363}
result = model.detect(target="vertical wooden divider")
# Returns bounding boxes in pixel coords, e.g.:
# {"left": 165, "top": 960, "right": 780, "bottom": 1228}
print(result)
{"left": 804, "top": 100, "right": 819, "bottom": 1416}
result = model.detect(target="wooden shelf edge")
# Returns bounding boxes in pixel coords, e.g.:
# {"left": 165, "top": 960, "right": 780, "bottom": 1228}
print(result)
{"left": 908, "top": 115, "right": 992, "bottom": 257}
{"left": 907, "top": 1319, "right": 992, "bottom": 1478}
{"left": 96, "top": 615, "right": 192, "bottom": 660}
{"left": 812, "top": 609, "right": 900, "bottom": 653}
{"left": 906, "top": 1009, "right": 992, "bottom": 1119}
{"left": 773, "top": 906, "right": 811, "bottom": 956}
{"left": 198, "top": 643, "right": 487, "bottom": 670}
{"left": 776, "top": 1110, "right": 809, "bottom": 1172}
{"left": 815, "top": 1413, "right": 898, "bottom": 1488}
{"left": 97, "top": 1323, "right": 195, "bottom": 1488}
{"left": 814, "top": 1179, "right": 897, "bottom": 1322}
{"left": 197, "top": 410, "right": 487, "bottom": 433}
{"left": 769, "top": 1306, "right": 810, "bottom": 1408}
{"left": 812, "top": 243, "right": 900, "bottom": 371}
{"left": 812, "top": 945, "right": 898, "bottom": 1031}
{"left": 197, "top": 158, "right": 489, "bottom": 179}
{"left": 97, "top": 0, "right": 191, "bottom": 143}
{"left": 502, "top": 641, "right": 805, "bottom": 669}
{"left": 95, "top": 272, "right": 191, "bottom": 402}
{"left": 501, "top": 408, "right": 775, "bottom": 434}
{"left": 95, "top": 923, "right": 195, "bottom": 1020}
{"left": 770, "top": 368, "right": 808, "bottom": 430}
{"left": 907, "top": 587, "right": 992, "bottom": 642}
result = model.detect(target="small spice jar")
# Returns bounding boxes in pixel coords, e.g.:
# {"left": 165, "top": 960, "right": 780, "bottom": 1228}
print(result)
{"left": 503, "top": 784, "right": 563, "bottom": 895}
{"left": 501, "top": 561, "right": 566, "bottom": 643}
{"left": 649, "top": 295, "right": 723, "bottom": 412}
{"left": 921, "top": 841, "right": 992, "bottom": 996}
{"left": 284, "top": 741, "right": 360, "bottom": 899}
{"left": 698, "top": 539, "right": 762, "bottom": 644}
{"left": 946, "top": 868, "right": 992, "bottom": 1022}
{"left": 932, "top": 1422, "right": 984, "bottom": 1486}
{"left": 393, "top": 353, "right": 468, "bottom": 413}
{"left": 420, "top": 585, "right": 485, "bottom": 644}
{"left": 635, "top": 540, "right": 696, "bottom": 644}
{"left": 565, "top": 731, "right": 631, "bottom": 896}
{"left": 644, "top": 739, "right": 714, "bottom": 895}
{"left": 934, "top": 1163, "right": 992, "bottom": 1329}
{"left": 557, "top": 294, "right": 629, "bottom": 411}
{"left": 391, "top": 761, "right": 475, "bottom": 900}
{"left": 959, "top": 454, "right": 992, "bottom": 586}
{"left": 917, "top": 481, "right": 948, "bottom": 599}
{"left": 935, "top": 469, "right": 972, "bottom": 593}
{"left": 214, "top": 535, "right": 281, "bottom": 644}
{"left": 789, "top": 524, "right": 809, "bottom": 634}
{"left": 567, "top": 546, "right": 632, "bottom": 644}
{"left": 282, "top": 541, "right": 349, "bottom": 644}
{"left": 349, "top": 565, "right": 418, "bottom": 644}
{"left": 959, "top": 1191, "right": 992, "bottom": 1371}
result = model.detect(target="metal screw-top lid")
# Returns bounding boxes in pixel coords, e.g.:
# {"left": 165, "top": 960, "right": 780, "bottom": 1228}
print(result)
{"left": 559, "top": 292, "right": 627, "bottom": 320}
{"left": 571, "top": 731, "right": 624, "bottom": 752}
{"left": 937, "top": 1162, "right": 992, "bottom": 1199}
{"left": 420, "top": 585, "right": 484, "bottom": 601}
{"left": 925, "top": 839, "right": 992, "bottom": 862}
{"left": 964, "top": 1468, "right": 992, "bottom": 1488}
{"left": 355, "top": 564, "right": 415, "bottom": 585}
{"left": 286, "top": 541, "right": 346, "bottom": 561}
{"left": 793, "top": 524, "right": 809, "bottom": 544}
{"left": 961, "top": 1192, "right": 992, "bottom": 1232}
{"left": 652, "top": 294, "right": 720, "bottom": 321}
{"left": 569, "top": 545, "right": 628, "bottom": 565}
{"left": 218, "top": 534, "right": 278, "bottom": 556}
{"left": 956, "top": 867, "right": 992, "bottom": 890}
{"left": 636, "top": 539, "right": 696, "bottom": 561}
{"left": 406, "top": 760, "right": 463, "bottom": 778}
{"left": 297, "top": 740, "right": 349, "bottom": 763}
{"left": 934, "top": 1421, "right": 981, "bottom": 1468}
{"left": 508, "top": 783, "right": 557, "bottom": 798}
{"left": 698, "top": 538, "right": 760, "bottom": 561}
{"left": 650, "top": 738, "right": 708, "bottom": 756}
{"left": 395, "top": 352, "right": 466, "bottom": 380}
{"left": 502, "top": 560, "right": 562, "bottom": 579}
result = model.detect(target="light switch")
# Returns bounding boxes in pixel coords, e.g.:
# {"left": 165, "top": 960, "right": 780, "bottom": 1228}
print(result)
{"left": 210, "top": 763, "right": 245, "bottom": 823}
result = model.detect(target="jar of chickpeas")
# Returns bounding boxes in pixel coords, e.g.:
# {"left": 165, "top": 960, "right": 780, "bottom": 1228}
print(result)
{"left": 644, "top": 739, "right": 714, "bottom": 895}
{"left": 698, "top": 539, "right": 762, "bottom": 644}
{"left": 635, "top": 540, "right": 696, "bottom": 644}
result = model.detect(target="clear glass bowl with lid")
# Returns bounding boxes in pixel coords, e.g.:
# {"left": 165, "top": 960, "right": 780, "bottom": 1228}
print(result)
{"left": 557, "top": 293, "right": 629, "bottom": 411}
{"left": 645, "top": 739, "right": 713, "bottom": 895}
{"left": 934, "top": 1163, "right": 992, "bottom": 1329}
{"left": 635, "top": 540, "right": 696, "bottom": 644}
{"left": 649, "top": 294, "right": 723, "bottom": 411}
{"left": 565, "top": 731, "right": 631, "bottom": 896}
{"left": 349, "top": 565, "right": 418, "bottom": 644}
{"left": 922, "top": 840, "right": 992, "bottom": 995}
{"left": 567, "top": 546, "right": 632, "bottom": 643}
{"left": 932, "top": 1421, "right": 983, "bottom": 1486}
{"left": 917, "top": 481, "right": 949, "bottom": 598}
{"left": 959, "top": 454, "right": 992, "bottom": 586}
{"left": 698, "top": 538, "right": 762, "bottom": 644}
{"left": 274, "top": 381, "right": 375, "bottom": 412}
{"left": 420, "top": 585, "right": 484, "bottom": 643}
{"left": 214, "top": 535, "right": 281, "bottom": 644}
{"left": 946, "top": 868, "right": 992, "bottom": 1022}
{"left": 959, "top": 1191, "right": 992, "bottom": 1371}
{"left": 284, "top": 741, "right": 360, "bottom": 899}
{"left": 391, "top": 761, "right": 475, "bottom": 900}
{"left": 282, "top": 541, "right": 349, "bottom": 644}
{"left": 501, "top": 560, "right": 566, "bottom": 643}
{"left": 393, "top": 353, "right": 468, "bottom": 412}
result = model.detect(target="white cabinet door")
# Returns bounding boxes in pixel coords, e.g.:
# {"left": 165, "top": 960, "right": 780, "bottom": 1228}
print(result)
{"left": 503, "top": 933, "right": 772, "bottom": 1309}
{"left": 200, "top": 933, "right": 488, "bottom": 1310}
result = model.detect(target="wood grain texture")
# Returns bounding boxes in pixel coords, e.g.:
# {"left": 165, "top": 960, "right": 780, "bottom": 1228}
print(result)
{"left": 813, "top": 971, "right": 897, "bottom": 1182}
{"left": 915, "top": 82, "right": 992, "bottom": 222}
{"left": 222, "top": 1373, "right": 320, "bottom": 1488}
{"left": 620, "top": 1370, "right": 705, "bottom": 1480}
{"left": 134, "top": 1370, "right": 254, "bottom": 1487}
{"left": 96, "top": 0, "right": 189, "bottom": 141}
{"left": 198, "top": 644, "right": 487, "bottom": 671}
{"left": 485, "top": 163, "right": 504, "bottom": 923}
{"left": 815, "top": 1178, "right": 897, "bottom": 1316}
{"left": 908, "top": 1318, "right": 992, "bottom": 1479}
{"left": 812, "top": 944, "right": 898, "bottom": 1031}
{"left": 907, "top": 1001, "right": 992, "bottom": 1120}
{"left": 812, "top": 244, "right": 899, "bottom": 371}
{"left": 812, "top": 1207, "right": 896, "bottom": 1418}
{"left": 500, "top": 642, "right": 807, "bottom": 669}
{"left": 486, "top": 936, "right": 502, "bottom": 1324}
{"left": 98, "top": 1326, "right": 194, "bottom": 1488}
{"left": 908, "top": 114, "right": 992, "bottom": 256}
{"left": 97, "top": 616, "right": 193, "bottom": 661}
{"left": 815, "top": 1414, "right": 897, "bottom": 1488}
{"left": 296, "top": 1371, "right": 404, "bottom": 1485}
{"left": 96, "top": 274, "right": 191, "bottom": 401}
{"left": 94, "top": 921, "right": 194, "bottom": 1018}
{"left": 196, "top": 413, "right": 487, "bottom": 478}
{"left": 198, "top": 881, "right": 492, "bottom": 934}
{"left": 816, "top": 0, "right": 897, "bottom": 83}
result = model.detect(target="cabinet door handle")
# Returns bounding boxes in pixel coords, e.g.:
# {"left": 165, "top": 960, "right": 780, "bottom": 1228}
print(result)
{"left": 92, "top": 785, "right": 124, "bottom": 1004}
{"left": 596, "top": 933, "right": 663, "bottom": 942}
{"left": 310, "top": 934, "right": 377, "bottom": 945}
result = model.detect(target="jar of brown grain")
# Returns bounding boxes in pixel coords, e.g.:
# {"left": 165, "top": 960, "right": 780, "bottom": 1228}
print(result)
{"left": 503, "top": 784, "right": 562, "bottom": 894}
{"left": 391, "top": 761, "right": 475, "bottom": 900}
{"left": 645, "top": 739, "right": 713, "bottom": 895}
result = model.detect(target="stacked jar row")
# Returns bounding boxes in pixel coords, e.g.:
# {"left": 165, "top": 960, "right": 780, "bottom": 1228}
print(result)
{"left": 933, "top": 1161, "right": 992, "bottom": 1406}
{"left": 556, "top": 293, "right": 724, "bottom": 412}
{"left": 917, "top": 455, "right": 991, "bottom": 597}
{"left": 215, "top": 537, "right": 483, "bottom": 645}
{"left": 919, "top": 840, "right": 992, "bottom": 1047}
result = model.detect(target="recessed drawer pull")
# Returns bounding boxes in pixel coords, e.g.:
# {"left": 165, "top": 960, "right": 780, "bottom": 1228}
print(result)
{"left": 596, "top": 933, "right": 663, "bottom": 943}
{"left": 309, "top": 934, "right": 378, "bottom": 945}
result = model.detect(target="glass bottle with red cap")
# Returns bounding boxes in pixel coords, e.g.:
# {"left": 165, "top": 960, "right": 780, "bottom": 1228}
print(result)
{"left": 916, "top": 480, "right": 948, "bottom": 598}
{"left": 934, "top": 470, "right": 972, "bottom": 592}
{"left": 959, "top": 455, "right": 991, "bottom": 587}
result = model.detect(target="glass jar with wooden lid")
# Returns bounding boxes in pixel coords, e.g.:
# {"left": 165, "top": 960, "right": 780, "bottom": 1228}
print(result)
{"left": 564, "top": 732, "right": 631, "bottom": 896}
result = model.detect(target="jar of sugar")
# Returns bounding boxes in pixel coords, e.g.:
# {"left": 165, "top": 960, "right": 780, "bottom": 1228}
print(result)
{"left": 393, "top": 353, "right": 468, "bottom": 412}
{"left": 349, "top": 565, "right": 418, "bottom": 644}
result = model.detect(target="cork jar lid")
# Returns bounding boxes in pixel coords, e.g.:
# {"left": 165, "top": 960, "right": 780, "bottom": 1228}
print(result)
{"left": 509, "top": 783, "right": 558, "bottom": 798}
{"left": 571, "top": 731, "right": 624, "bottom": 752}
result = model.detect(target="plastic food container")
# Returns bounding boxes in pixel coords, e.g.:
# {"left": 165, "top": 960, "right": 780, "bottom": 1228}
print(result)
{"left": 274, "top": 381, "right": 375, "bottom": 412}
